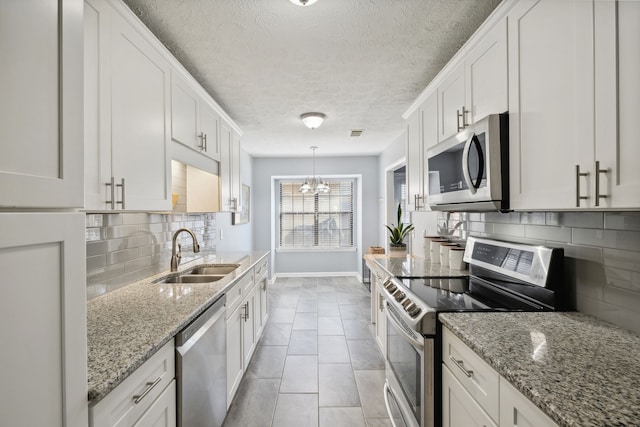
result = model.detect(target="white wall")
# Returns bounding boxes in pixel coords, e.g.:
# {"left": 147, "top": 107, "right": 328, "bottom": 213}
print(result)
{"left": 377, "top": 132, "right": 406, "bottom": 247}
{"left": 252, "top": 155, "right": 378, "bottom": 277}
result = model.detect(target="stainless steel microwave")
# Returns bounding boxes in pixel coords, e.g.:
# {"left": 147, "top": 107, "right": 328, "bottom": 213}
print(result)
{"left": 425, "top": 113, "right": 509, "bottom": 211}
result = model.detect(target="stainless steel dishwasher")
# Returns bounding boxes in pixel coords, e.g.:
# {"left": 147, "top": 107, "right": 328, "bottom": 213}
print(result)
{"left": 176, "top": 295, "right": 227, "bottom": 427}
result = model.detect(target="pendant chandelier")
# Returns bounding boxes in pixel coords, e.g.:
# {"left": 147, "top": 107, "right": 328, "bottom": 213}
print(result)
{"left": 299, "top": 146, "right": 330, "bottom": 194}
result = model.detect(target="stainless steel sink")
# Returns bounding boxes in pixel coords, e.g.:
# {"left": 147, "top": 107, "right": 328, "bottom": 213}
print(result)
{"left": 158, "top": 274, "right": 225, "bottom": 284}
{"left": 189, "top": 264, "right": 240, "bottom": 275}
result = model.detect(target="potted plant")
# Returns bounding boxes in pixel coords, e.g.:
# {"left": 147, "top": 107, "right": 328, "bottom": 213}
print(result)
{"left": 385, "top": 203, "right": 414, "bottom": 257}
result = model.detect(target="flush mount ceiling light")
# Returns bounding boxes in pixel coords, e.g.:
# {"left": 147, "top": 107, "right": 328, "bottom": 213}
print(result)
{"left": 289, "top": 0, "right": 319, "bottom": 6}
{"left": 300, "top": 112, "right": 325, "bottom": 129}
{"left": 299, "top": 146, "right": 330, "bottom": 194}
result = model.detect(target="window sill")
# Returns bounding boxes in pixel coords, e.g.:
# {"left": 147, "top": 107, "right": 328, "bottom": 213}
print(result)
{"left": 276, "top": 247, "right": 357, "bottom": 253}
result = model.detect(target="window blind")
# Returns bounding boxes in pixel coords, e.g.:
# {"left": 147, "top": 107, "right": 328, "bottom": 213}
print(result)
{"left": 279, "top": 178, "right": 355, "bottom": 249}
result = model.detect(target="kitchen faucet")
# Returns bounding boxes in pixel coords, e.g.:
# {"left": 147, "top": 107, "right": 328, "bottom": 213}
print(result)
{"left": 171, "top": 228, "right": 200, "bottom": 271}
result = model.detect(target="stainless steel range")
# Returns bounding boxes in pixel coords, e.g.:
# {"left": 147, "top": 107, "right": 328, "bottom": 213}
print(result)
{"left": 381, "top": 236, "right": 569, "bottom": 427}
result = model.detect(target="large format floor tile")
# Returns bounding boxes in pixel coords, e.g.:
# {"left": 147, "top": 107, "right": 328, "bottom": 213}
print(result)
{"left": 223, "top": 276, "right": 390, "bottom": 427}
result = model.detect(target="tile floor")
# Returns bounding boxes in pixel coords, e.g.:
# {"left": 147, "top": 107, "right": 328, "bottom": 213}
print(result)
{"left": 223, "top": 276, "right": 391, "bottom": 427}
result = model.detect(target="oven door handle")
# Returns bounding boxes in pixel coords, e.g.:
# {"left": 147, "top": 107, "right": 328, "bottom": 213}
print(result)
{"left": 385, "top": 304, "right": 424, "bottom": 351}
{"left": 383, "top": 381, "right": 399, "bottom": 427}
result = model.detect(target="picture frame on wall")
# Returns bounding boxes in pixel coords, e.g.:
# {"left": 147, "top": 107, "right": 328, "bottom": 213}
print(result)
{"left": 232, "top": 184, "right": 250, "bottom": 225}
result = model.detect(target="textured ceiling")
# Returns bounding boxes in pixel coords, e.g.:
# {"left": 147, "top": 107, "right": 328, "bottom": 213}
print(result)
{"left": 122, "top": 0, "right": 502, "bottom": 157}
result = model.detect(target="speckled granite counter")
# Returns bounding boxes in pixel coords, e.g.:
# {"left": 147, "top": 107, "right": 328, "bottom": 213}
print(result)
{"left": 439, "top": 312, "right": 640, "bottom": 427}
{"left": 364, "top": 254, "right": 468, "bottom": 278}
{"left": 87, "top": 251, "right": 268, "bottom": 405}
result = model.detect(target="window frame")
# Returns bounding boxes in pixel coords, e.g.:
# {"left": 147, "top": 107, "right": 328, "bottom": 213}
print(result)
{"left": 277, "top": 177, "right": 357, "bottom": 251}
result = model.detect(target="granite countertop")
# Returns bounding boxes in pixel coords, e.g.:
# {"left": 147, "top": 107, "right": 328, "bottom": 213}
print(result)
{"left": 439, "top": 312, "right": 640, "bottom": 427}
{"left": 87, "top": 251, "right": 269, "bottom": 405}
{"left": 364, "top": 254, "right": 468, "bottom": 278}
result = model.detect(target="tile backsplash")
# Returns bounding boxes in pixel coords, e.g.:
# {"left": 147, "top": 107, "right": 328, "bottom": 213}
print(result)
{"left": 85, "top": 212, "right": 216, "bottom": 299}
{"left": 412, "top": 210, "right": 640, "bottom": 334}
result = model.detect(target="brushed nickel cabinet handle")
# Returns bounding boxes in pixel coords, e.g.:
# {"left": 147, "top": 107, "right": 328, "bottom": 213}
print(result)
{"left": 132, "top": 377, "right": 162, "bottom": 404}
{"left": 116, "top": 178, "right": 125, "bottom": 209}
{"left": 575, "top": 165, "right": 589, "bottom": 207}
{"left": 462, "top": 106, "right": 470, "bottom": 128}
{"left": 105, "top": 176, "right": 116, "bottom": 209}
{"left": 456, "top": 109, "right": 463, "bottom": 132}
{"left": 450, "top": 355, "right": 474, "bottom": 377}
{"left": 595, "top": 160, "right": 608, "bottom": 207}
{"left": 198, "top": 132, "right": 206, "bottom": 151}
{"left": 379, "top": 294, "right": 384, "bottom": 311}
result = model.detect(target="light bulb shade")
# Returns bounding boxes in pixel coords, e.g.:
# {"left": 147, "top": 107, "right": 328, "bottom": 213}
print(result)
{"left": 300, "top": 112, "right": 325, "bottom": 129}
{"left": 299, "top": 181, "right": 312, "bottom": 193}
{"left": 289, "top": 0, "right": 319, "bottom": 6}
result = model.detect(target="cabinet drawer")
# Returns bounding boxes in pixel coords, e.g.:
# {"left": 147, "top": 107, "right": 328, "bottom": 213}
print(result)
{"left": 90, "top": 340, "right": 175, "bottom": 427}
{"left": 239, "top": 270, "right": 255, "bottom": 293}
{"left": 226, "top": 280, "right": 243, "bottom": 316}
{"left": 254, "top": 258, "right": 268, "bottom": 279}
{"left": 442, "top": 327, "right": 499, "bottom": 423}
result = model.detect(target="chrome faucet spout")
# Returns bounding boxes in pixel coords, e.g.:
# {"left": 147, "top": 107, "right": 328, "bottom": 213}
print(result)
{"left": 171, "top": 228, "right": 200, "bottom": 271}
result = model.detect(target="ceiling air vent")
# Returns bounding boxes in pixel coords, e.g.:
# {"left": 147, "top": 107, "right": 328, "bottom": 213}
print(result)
{"left": 350, "top": 129, "right": 364, "bottom": 137}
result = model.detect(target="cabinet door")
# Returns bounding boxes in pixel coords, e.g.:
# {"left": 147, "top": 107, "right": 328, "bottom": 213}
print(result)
{"left": 133, "top": 380, "right": 176, "bottom": 427}
{"left": 200, "top": 103, "right": 221, "bottom": 161}
{"left": 421, "top": 92, "right": 438, "bottom": 209}
{"left": 242, "top": 289, "right": 257, "bottom": 368}
{"left": 226, "top": 304, "right": 243, "bottom": 408}
{"left": 442, "top": 365, "right": 497, "bottom": 427}
{"left": 438, "top": 62, "right": 466, "bottom": 142}
{"left": 466, "top": 17, "right": 508, "bottom": 123}
{"left": 231, "top": 131, "right": 242, "bottom": 209}
{"left": 220, "top": 122, "right": 233, "bottom": 211}
{"left": 110, "top": 15, "right": 171, "bottom": 211}
{"left": 0, "top": 0, "right": 83, "bottom": 208}
{"left": 374, "top": 285, "right": 387, "bottom": 357}
{"left": 84, "top": 0, "right": 114, "bottom": 210}
{"left": 0, "top": 213, "right": 87, "bottom": 427}
{"left": 508, "top": 0, "right": 594, "bottom": 210}
{"left": 406, "top": 109, "right": 423, "bottom": 211}
{"left": 171, "top": 73, "right": 200, "bottom": 151}
{"left": 595, "top": 0, "right": 640, "bottom": 208}
{"left": 256, "top": 273, "right": 269, "bottom": 338}
{"left": 499, "top": 377, "right": 557, "bottom": 427}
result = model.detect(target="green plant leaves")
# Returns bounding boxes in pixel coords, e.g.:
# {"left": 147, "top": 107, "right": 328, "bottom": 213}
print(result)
{"left": 386, "top": 203, "right": 414, "bottom": 245}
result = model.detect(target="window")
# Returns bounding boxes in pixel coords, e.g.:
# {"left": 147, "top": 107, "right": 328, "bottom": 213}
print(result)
{"left": 279, "top": 178, "right": 355, "bottom": 249}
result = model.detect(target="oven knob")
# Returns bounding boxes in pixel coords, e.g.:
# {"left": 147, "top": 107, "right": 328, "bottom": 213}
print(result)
{"left": 407, "top": 306, "right": 421, "bottom": 318}
{"left": 386, "top": 283, "right": 397, "bottom": 293}
{"left": 393, "top": 291, "right": 405, "bottom": 302}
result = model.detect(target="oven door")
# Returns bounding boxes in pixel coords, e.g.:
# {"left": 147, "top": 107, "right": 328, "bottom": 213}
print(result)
{"left": 385, "top": 303, "right": 428, "bottom": 427}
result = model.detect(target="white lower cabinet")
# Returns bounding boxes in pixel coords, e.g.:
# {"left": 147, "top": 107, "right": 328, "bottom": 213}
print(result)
{"left": 367, "top": 260, "right": 387, "bottom": 357}
{"left": 225, "top": 258, "right": 269, "bottom": 408}
{"left": 133, "top": 380, "right": 176, "bottom": 427}
{"left": 442, "top": 327, "right": 558, "bottom": 427}
{"left": 90, "top": 340, "right": 175, "bottom": 427}
{"left": 442, "top": 365, "right": 497, "bottom": 427}
{"left": 499, "top": 377, "right": 557, "bottom": 427}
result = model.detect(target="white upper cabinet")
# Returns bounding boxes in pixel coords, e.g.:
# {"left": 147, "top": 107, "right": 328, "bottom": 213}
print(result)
{"left": 84, "top": 0, "right": 171, "bottom": 211}
{"left": 437, "top": 17, "right": 508, "bottom": 143}
{"left": 220, "top": 123, "right": 242, "bottom": 212}
{"left": 465, "top": 17, "right": 508, "bottom": 125}
{"left": 406, "top": 109, "right": 423, "bottom": 211}
{"left": 0, "top": 0, "right": 83, "bottom": 208}
{"left": 591, "top": 0, "right": 640, "bottom": 208}
{"left": 508, "top": 0, "right": 594, "bottom": 210}
{"left": 509, "top": 0, "right": 640, "bottom": 210}
{"left": 437, "top": 63, "right": 466, "bottom": 142}
{"left": 171, "top": 72, "right": 221, "bottom": 162}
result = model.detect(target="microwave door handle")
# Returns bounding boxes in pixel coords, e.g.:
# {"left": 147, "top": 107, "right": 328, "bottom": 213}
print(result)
{"left": 462, "top": 133, "right": 485, "bottom": 194}
{"left": 462, "top": 133, "right": 477, "bottom": 194}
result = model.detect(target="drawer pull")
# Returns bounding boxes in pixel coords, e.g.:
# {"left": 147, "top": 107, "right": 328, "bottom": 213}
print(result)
{"left": 132, "top": 377, "right": 162, "bottom": 404}
{"left": 450, "top": 356, "right": 474, "bottom": 378}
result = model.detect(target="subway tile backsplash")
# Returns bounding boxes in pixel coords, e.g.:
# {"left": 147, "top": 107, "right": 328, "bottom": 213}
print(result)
{"left": 85, "top": 212, "right": 216, "bottom": 300}
{"left": 414, "top": 210, "right": 640, "bottom": 334}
